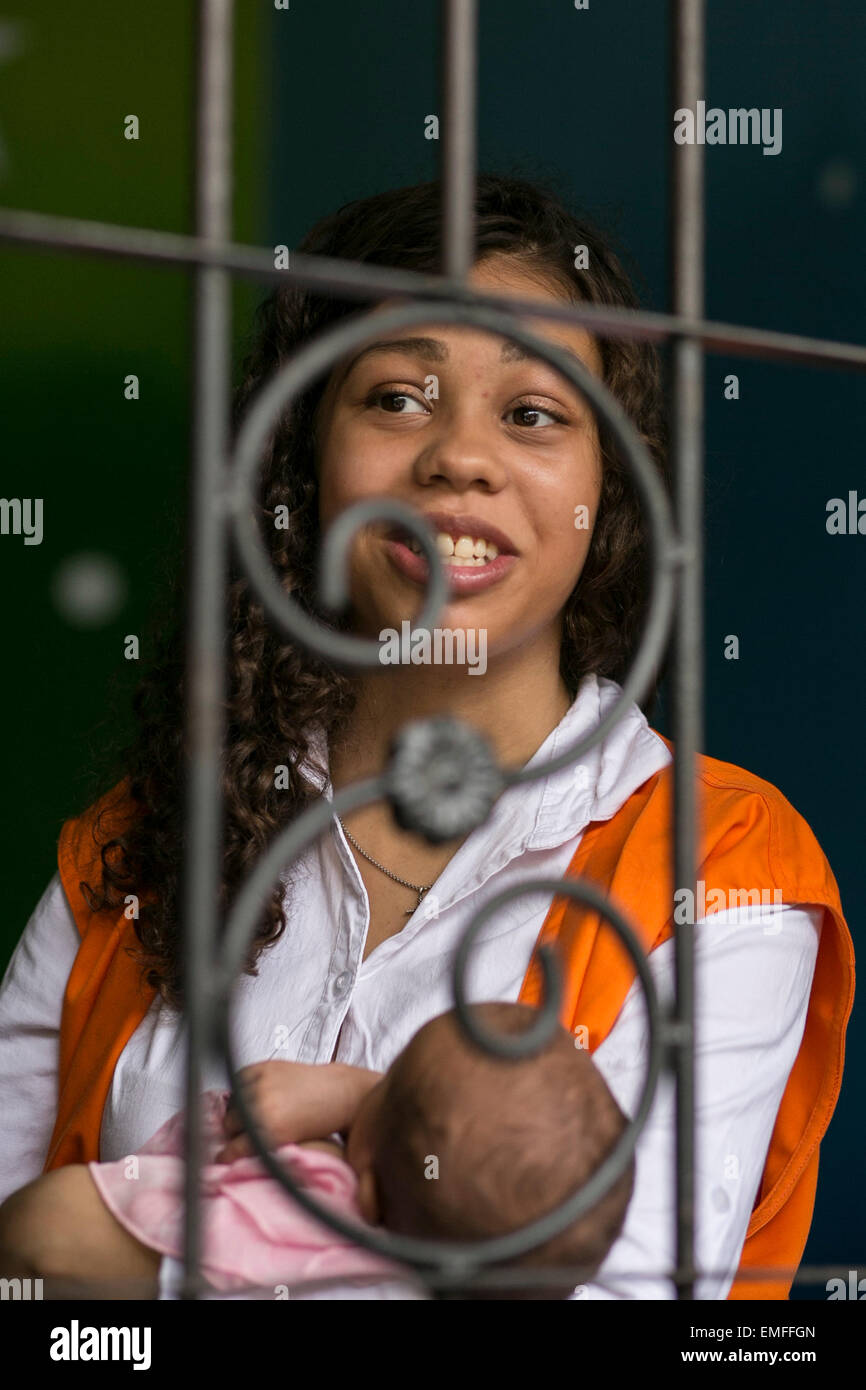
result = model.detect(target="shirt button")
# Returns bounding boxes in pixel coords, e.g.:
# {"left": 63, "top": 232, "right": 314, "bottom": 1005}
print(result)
{"left": 333, "top": 971, "right": 352, "bottom": 997}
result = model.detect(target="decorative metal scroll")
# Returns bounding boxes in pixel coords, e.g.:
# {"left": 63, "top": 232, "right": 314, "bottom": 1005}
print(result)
{"left": 2, "top": 0, "right": 864, "bottom": 1300}
{"left": 210, "top": 295, "right": 679, "bottom": 1282}
{"left": 208, "top": 0, "right": 685, "bottom": 1297}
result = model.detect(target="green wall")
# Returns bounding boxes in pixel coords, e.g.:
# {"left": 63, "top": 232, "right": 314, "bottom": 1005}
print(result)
{"left": 0, "top": 1, "right": 266, "bottom": 959}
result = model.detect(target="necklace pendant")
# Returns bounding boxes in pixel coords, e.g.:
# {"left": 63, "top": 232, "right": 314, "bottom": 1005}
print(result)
{"left": 407, "top": 886, "right": 428, "bottom": 916}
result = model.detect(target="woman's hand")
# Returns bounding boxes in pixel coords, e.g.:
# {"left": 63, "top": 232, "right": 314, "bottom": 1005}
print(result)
{"left": 213, "top": 1060, "right": 382, "bottom": 1163}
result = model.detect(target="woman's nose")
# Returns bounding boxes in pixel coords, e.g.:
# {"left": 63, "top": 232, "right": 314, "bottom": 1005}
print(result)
{"left": 412, "top": 410, "right": 507, "bottom": 491}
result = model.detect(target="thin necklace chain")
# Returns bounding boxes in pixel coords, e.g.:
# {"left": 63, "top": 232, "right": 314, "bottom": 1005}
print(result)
{"left": 339, "top": 819, "right": 434, "bottom": 913}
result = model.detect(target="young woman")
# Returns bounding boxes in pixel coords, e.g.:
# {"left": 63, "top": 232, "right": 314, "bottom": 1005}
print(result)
{"left": 0, "top": 173, "right": 853, "bottom": 1300}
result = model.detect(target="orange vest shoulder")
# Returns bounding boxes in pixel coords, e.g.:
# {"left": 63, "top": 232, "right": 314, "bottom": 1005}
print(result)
{"left": 48, "top": 777, "right": 156, "bottom": 1173}
{"left": 518, "top": 732, "right": 854, "bottom": 1298}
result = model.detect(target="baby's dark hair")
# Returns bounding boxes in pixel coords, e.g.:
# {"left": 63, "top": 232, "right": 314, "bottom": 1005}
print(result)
{"left": 372, "top": 1001, "right": 635, "bottom": 1300}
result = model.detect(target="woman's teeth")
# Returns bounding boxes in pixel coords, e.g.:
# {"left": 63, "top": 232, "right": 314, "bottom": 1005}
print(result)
{"left": 404, "top": 532, "right": 500, "bottom": 566}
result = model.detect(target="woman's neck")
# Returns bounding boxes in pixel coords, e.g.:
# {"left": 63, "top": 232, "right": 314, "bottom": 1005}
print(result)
{"left": 328, "top": 636, "right": 573, "bottom": 793}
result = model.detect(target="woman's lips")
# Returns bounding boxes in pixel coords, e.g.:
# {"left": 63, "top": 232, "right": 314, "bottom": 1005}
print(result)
{"left": 383, "top": 537, "right": 517, "bottom": 594}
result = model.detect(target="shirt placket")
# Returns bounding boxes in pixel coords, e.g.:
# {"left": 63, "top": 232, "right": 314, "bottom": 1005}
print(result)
{"left": 293, "top": 821, "right": 371, "bottom": 1064}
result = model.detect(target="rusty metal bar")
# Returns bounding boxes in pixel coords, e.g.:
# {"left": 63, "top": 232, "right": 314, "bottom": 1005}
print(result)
{"left": 179, "top": 0, "right": 234, "bottom": 1301}
{"left": 669, "top": 0, "right": 705, "bottom": 1301}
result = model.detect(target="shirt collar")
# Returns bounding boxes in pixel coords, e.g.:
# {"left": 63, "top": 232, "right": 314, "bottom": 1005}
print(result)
{"left": 522, "top": 670, "right": 672, "bottom": 848}
{"left": 297, "top": 671, "right": 671, "bottom": 856}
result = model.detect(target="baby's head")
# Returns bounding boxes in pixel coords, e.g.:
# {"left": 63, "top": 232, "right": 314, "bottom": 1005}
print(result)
{"left": 345, "top": 1002, "right": 635, "bottom": 1299}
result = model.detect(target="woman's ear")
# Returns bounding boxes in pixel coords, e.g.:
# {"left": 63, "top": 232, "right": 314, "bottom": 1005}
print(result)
{"left": 356, "top": 1166, "right": 381, "bottom": 1226}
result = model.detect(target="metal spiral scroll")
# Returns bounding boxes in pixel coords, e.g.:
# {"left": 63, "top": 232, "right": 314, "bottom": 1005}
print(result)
{"left": 210, "top": 293, "right": 681, "bottom": 1290}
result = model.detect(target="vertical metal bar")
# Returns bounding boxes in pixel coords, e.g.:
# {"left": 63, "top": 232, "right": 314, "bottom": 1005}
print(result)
{"left": 440, "top": 0, "right": 477, "bottom": 280}
{"left": 180, "top": 0, "right": 234, "bottom": 1301}
{"left": 668, "top": 0, "right": 705, "bottom": 1301}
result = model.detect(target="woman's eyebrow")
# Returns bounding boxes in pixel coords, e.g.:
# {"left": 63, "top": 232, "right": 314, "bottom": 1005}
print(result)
{"left": 499, "top": 339, "right": 591, "bottom": 373}
{"left": 334, "top": 336, "right": 448, "bottom": 388}
{"left": 334, "top": 333, "right": 590, "bottom": 388}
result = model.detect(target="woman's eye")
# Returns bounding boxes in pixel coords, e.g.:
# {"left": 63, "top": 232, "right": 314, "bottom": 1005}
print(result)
{"left": 370, "top": 390, "right": 428, "bottom": 415}
{"left": 507, "top": 403, "right": 565, "bottom": 428}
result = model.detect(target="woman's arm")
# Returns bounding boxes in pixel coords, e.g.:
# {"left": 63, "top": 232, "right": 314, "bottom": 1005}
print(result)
{"left": 578, "top": 900, "right": 823, "bottom": 1300}
{"left": 0, "top": 872, "right": 81, "bottom": 1204}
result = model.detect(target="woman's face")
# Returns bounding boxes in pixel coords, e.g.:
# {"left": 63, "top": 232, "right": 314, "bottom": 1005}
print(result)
{"left": 313, "top": 254, "right": 604, "bottom": 664}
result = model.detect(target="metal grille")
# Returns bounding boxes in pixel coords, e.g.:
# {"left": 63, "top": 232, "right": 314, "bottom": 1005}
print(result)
{"left": 3, "top": 0, "right": 864, "bottom": 1301}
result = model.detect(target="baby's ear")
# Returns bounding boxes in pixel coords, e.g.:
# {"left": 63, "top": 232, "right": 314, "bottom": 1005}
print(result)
{"left": 357, "top": 1167, "right": 381, "bottom": 1226}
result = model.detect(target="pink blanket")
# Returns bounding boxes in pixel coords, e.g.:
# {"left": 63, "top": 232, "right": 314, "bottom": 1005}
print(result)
{"left": 88, "top": 1088, "right": 400, "bottom": 1294}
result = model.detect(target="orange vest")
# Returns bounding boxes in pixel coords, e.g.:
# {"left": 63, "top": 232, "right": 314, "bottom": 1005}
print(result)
{"left": 44, "top": 733, "right": 854, "bottom": 1300}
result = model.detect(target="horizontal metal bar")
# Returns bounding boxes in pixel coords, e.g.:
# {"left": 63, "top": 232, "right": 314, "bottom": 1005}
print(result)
{"left": 44, "top": 1255, "right": 866, "bottom": 1300}
{"left": 1, "top": 206, "right": 865, "bottom": 372}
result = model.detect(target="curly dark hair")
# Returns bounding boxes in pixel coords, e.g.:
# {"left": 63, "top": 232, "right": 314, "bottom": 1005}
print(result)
{"left": 79, "top": 172, "right": 672, "bottom": 1011}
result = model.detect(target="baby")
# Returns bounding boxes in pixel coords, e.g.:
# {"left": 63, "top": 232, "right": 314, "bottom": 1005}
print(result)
{"left": 0, "top": 1001, "right": 635, "bottom": 1300}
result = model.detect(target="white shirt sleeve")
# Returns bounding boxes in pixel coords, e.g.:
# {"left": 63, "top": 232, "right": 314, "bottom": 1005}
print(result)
{"left": 0, "top": 872, "right": 81, "bottom": 1204}
{"left": 575, "top": 900, "right": 823, "bottom": 1299}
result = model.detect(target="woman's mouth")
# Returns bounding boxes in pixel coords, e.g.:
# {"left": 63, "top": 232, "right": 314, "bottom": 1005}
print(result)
{"left": 383, "top": 522, "right": 518, "bottom": 595}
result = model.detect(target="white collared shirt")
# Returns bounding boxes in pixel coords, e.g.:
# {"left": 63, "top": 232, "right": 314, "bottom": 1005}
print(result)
{"left": 0, "top": 672, "right": 821, "bottom": 1299}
